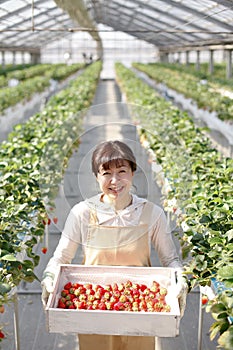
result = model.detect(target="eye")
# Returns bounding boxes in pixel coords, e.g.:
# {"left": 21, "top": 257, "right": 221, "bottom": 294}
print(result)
{"left": 102, "top": 171, "right": 111, "bottom": 176}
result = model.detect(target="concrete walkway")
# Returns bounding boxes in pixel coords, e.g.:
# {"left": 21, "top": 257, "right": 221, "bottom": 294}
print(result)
{"left": 2, "top": 75, "right": 218, "bottom": 350}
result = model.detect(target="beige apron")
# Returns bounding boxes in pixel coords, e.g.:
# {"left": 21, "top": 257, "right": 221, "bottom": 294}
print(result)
{"left": 79, "top": 202, "right": 155, "bottom": 350}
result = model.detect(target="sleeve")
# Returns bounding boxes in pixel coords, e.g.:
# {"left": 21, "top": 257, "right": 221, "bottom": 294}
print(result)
{"left": 43, "top": 202, "right": 88, "bottom": 276}
{"left": 151, "top": 207, "right": 183, "bottom": 268}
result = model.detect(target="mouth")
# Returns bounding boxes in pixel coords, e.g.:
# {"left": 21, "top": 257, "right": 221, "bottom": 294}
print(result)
{"left": 109, "top": 186, "right": 124, "bottom": 194}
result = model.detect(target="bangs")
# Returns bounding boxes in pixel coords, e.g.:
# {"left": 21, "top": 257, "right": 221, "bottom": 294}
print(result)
{"left": 100, "top": 158, "right": 127, "bottom": 172}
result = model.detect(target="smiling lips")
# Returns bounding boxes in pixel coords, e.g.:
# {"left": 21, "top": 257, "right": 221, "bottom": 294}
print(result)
{"left": 109, "top": 186, "right": 124, "bottom": 194}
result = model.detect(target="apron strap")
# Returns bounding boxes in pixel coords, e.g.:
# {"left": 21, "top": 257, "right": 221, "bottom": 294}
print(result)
{"left": 139, "top": 201, "right": 154, "bottom": 225}
{"left": 89, "top": 208, "right": 99, "bottom": 225}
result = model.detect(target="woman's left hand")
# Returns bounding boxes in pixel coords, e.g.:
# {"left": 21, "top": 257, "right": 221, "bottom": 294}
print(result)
{"left": 174, "top": 270, "right": 189, "bottom": 318}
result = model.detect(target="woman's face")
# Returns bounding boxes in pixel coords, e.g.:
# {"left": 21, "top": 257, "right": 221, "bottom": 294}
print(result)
{"left": 96, "top": 160, "right": 134, "bottom": 201}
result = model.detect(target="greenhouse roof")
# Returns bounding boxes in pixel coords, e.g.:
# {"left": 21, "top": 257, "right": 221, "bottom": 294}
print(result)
{"left": 0, "top": 0, "right": 233, "bottom": 52}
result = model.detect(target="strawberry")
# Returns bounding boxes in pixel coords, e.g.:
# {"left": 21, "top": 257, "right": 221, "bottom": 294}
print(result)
{"left": 53, "top": 217, "right": 58, "bottom": 224}
{"left": 79, "top": 294, "right": 87, "bottom": 301}
{"left": 58, "top": 298, "right": 66, "bottom": 308}
{"left": 124, "top": 301, "right": 133, "bottom": 311}
{"left": 202, "top": 295, "right": 208, "bottom": 305}
{"left": 86, "top": 288, "right": 95, "bottom": 296}
{"left": 61, "top": 289, "right": 69, "bottom": 297}
{"left": 132, "top": 301, "right": 139, "bottom": 312}
{"left": 139, "top": 284, "right": 147, "bottom": 292}
{"left": 65, "top": 300, "right": 73, "bottom": 308}
{"left": 112, "top": 283, "right": 119, "bottom": 291}
{"left": 41, "top": 247, "right": 47, "bottom": 254}
{"left": 159, "top": 287, "right": 167, "bottom": 296}
{"left": 84, "top": 283, "right": 93, "bottom": 290}
{"left": 0, "top": 330, "right": 5, "bottom": 339}
{"left": 0, "top": 305, "right": 4, "bottom": 314}
{"left": 64, "top": 282, "right": 72, "bottom": 290}
{"left": 103, "top": 291, "right": 111, "bottom": 300}
{"left": 113, "top": 302, "right": 124, "bottom": 311}
{"left": 124, "top": 280, "right": 132, "bottom": 288}
{"left": 104, "top": 284, "right": 112, "bottom": 292}
{"left": 117, "top": 283, "right": 124, "bottom": 292}
{"left": 105, "top": 301, "right": 114, "bottom": 310}
{"left": 98, "top": 302, "right": 107, "bottom": 310}
{"left": 119, "top": 294, "right": 127, "bottom": 303}
{"left": 76, "top": 301, "right": 87, "bottom": 309}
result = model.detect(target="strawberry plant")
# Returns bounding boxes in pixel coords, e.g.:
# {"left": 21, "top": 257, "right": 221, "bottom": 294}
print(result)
{"left": 0, "top": 63, "right": 84, "bottom": 113}
{"left": 133, "top": 62, "right": 233, "bottom": 121}
{"left": 0, "top": 61, "right": 102, "bottom": 338}
{"left": 115, "top": 62, "right": 233, "bottom": 349}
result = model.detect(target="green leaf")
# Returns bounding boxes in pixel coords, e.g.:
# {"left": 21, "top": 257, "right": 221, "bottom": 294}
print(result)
{"left": 0, "top": 254, "right": 16, "bottom": 261}
{"left": 0, "top": 282, "right": 11, "bottom": 295}
{"left": 218, "top": 265, "right": 233, "bottom": 280}
{"left": 210, "top": 321, "right": 222, "bottom": 341}
{"left": 211, "top": 303, "right": 226, "bottom": 313}
{"left": 218, "top": 326, "right": 233, "bottom": 350}
{"left": 226, "top": 229, "right": 233, "bottom": 242}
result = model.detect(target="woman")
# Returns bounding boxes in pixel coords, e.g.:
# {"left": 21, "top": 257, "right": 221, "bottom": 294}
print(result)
{"left": 42, "top": 140, "right": 187, "bottom": 350}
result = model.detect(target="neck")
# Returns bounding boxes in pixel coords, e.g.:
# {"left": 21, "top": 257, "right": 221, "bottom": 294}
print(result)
{"left": 102, "top": 194, "right": 132, "bottom": 211}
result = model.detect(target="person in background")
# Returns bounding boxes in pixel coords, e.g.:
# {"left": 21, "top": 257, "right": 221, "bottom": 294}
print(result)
{"left": 42, "top": 140, "right": 188, "bottom": 350}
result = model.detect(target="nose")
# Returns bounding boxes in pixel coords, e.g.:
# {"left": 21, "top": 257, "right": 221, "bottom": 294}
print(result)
{"left": 110, "top": 172, "right": 120, "bottom": 183}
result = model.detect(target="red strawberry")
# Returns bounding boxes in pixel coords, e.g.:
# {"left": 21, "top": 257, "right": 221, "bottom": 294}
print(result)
{"left": 53, "top": 217, "right": 58, "bottom": 224}
{"left": 41, "top": 247, "right": 47, "bottom": 254}
{"left": 0, "top": 330, "right": 5, "bottom": 339}
{"left": 113, "top": 302, "right": 124, "bottom": 311}
{"left": 139, "top": 284, "right": 147, "bottom": 292}
{"left": 98, "top": 302, "right": 107, "bottom": 310}
{"left": 64, "top": 282, "right": 72, "bottom": 290}
{"left": 61, "top": 289, "right": 69, "bottom": 297}
{"left": 58, "top": 298, "right": 66, "bottom": 308}
{"left": 202, "top": 295, "right": 208, "bottom": 305}
{"left": 65, "top": 300, "right": 73, "bottom": 308}
{"left": 76, "top": 301, "right": 87, "bottom": 309}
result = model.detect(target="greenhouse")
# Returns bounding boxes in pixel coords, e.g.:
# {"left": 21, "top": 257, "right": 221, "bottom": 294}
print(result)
{"left": 0, "top": 1, "right": 233, "bottom": 349}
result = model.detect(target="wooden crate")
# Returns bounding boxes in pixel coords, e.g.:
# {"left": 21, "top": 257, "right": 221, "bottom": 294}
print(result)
{"left": 46, "top": 264, "right": 180, "bottom": 337}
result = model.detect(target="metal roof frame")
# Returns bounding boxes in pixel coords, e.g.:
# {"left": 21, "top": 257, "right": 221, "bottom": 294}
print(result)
{"left": 89, "top": 0, "right": 233, "bottom": 50}
{"left": 0, "top": 0, "right": 233, "bottom": 53}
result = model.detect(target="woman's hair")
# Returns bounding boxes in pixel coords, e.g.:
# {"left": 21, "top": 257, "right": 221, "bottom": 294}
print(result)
{"left": 92, "top": 140, "right": 137, "bottom": 176}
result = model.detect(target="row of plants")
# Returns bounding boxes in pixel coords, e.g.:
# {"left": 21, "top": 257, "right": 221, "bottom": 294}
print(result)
{"left": 0, "top": 63, "right": 35, "bottom": 76}
{"left": 133, "top": 62, "right": 233, "bottom": 121}
{"left": 0, "top": 64, "right": 54, "bottom": 88}
{"left": 115, "top": 62, "right": 233, "bottom": 350}
{"left": 158, "top": 62, "right": 233, "bottom": 88}
{"left": 0, "top": 63, "right": 84, "bottom": 114}
{"left": 0, "top": 60, "right": 102, "bottom": 341}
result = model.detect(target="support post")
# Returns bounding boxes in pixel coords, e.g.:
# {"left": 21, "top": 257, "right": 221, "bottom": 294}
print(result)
{"left": 225, "top": 49, "right": 232, "bottom": 79}
{"left": 13, "top": 292, "right": 20, "bottom": 350}
{"left": 185, "top": 51, "right": 189, "bottom": 66}
{"left": 197, "top": 288, "right": 203, "bottom": 350}
{"left": 209, "top": 50, "right": 214, "bottom": 75}
{"left": 1, "top": 51, "right": 5, "bottom": 70}
{"left": 196, "top": 50, "right": 200, "bottom": 71}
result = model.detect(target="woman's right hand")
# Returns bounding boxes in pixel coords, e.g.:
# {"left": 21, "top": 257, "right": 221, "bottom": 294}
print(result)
{"left": 41, "top": 272, "right": 55, "bottom": 308}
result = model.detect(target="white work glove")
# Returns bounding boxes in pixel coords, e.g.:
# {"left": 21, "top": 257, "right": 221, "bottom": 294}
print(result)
{"left": 174, "top": 269, "right": 189, "bottom": 318}
{"left": 41, "top": 271, "right": 55, "bottom": 309}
